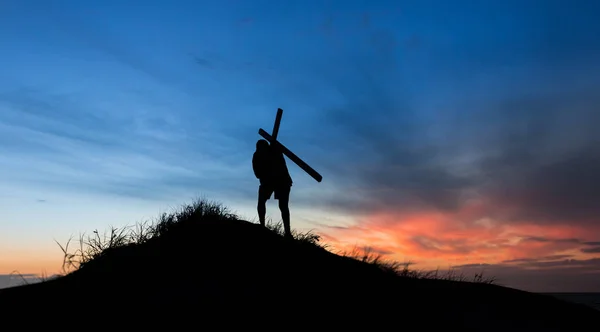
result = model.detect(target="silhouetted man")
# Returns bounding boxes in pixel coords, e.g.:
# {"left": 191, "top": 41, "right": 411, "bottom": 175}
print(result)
{"left": 253, "top": 139, "right": 293, "bottom": 238}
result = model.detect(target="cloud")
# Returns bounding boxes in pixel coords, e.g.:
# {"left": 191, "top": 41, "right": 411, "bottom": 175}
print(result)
{"left": 318, "top": 213, "right": 600, "bottom": 292}
{"left": 502, "top": 255, "right": 574, "bottom": 264}
{"left": 318, "top": 212, "right": 600, "bottom": 269}
{"left": 286, "top": 12, "right": 600, "bottom": 235}
{"left": 320, "top": 216, "right": 600, "bottom": 292}
{"left": 582, "top": 247, "right": 600, "bottom": 254}
{"left": 313, "top": 77, "right": 599, "bottom": 225}
{"left": 0, "top": 273, "right": 43, "bottom": 290}
{"left": 451, "top": 258, "right": 600, "bottom": 292}
{"left": 0, "top": 85, "right": 249, "bottom": 201}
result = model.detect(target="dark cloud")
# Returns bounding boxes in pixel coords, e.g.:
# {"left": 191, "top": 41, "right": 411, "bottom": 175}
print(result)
{"left": 192, "top": 55, "right": 213, "bottom": 69}
{"left": 451, "top": 258, "right": 600, "bottom": 292}
{"left": 481, "top": 140, "right": 600, "bottom": 225}
{"left": 523, "top": 237, "right": 588, "bottom": 245}
{"left": 297, "top": 59, "right": 475, "bottom": 216}
{"left": 502, "top": 255, "right": 574, "bottom": 264}
{"left": 297, "top": 31, "right": 600, "bottom": 230}
{"left": 582, "top": 247, "right": 600, "bottom": 254}
{"left": 408, "top": 235, "right": 600, "bottom": 258}
{"left": 309, "top": 88, "right": 600, "bottom": 227}
{"left": 412, "top": 234, "right": 600, "bottom": 260}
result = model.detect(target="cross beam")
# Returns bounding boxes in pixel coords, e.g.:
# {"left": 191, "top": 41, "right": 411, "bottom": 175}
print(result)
{"left": 271, "top": 108, "right": 283, "bottom": 141}
{"left": 259, "top": 129, "right": 322, "bottom": 182}
{"left": 258, "top": 108, "right": 323, "bottom": 183}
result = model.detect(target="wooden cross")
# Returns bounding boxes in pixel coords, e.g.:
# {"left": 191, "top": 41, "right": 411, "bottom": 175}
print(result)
{"left": 258, "top": 108, "right": 323, "bottom": 183}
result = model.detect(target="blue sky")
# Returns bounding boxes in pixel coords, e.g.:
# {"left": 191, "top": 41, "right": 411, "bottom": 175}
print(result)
{"left": 1, "top": 0, "right": 600, "bottom": 292}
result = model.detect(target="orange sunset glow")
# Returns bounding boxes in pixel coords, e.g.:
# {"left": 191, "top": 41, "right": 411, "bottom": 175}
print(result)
{"left": 311, "top": 201, "right": 600, "bottom": 292}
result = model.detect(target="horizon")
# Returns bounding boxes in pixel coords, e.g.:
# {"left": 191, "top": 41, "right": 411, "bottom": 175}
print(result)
{"left": 1, "top": 0, "right": 600, "bottom": 292}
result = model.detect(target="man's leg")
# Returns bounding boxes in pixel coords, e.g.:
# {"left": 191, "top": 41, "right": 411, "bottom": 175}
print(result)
{"left": 257, "top": 199, "right": 266, "bottom": 227}
{"left": 277, "top": 187, "right": 292, "bottom": 238}
{"left": 257, "top": 185, "right": 272, "bottom": 227}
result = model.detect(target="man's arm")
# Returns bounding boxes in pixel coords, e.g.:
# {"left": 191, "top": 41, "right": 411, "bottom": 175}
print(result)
{"left": 276, "top": 152, "right": 293, "bottom": 186}
{"left": 252, "top": 153, "right": 261, "bottom": 179}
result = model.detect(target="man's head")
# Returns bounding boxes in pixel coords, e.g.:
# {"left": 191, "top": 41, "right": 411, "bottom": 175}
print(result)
{"left": 256, "top": 139, "right": 270, "bottom": 151}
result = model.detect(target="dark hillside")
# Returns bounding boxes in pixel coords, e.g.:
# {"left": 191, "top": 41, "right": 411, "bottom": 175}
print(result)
{"left": 1, "top": 200, "right": 598, "bottom": 330}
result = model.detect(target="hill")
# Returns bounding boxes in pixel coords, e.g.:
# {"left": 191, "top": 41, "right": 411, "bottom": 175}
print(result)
{"left": 1, "top": 199, "right": 599, "bottom": 330}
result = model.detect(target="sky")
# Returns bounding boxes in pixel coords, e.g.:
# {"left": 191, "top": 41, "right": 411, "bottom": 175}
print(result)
{"left": 1, "top": 0, "right": 600, "bottom": 292}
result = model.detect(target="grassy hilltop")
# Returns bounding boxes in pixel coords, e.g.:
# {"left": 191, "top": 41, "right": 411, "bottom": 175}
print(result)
{"left": 0, "top": 199, "right": 599, "bottom": 330}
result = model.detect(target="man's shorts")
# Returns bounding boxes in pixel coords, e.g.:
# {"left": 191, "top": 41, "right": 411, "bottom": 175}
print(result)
{"left": 259, "top": 184, "right": 291, "bottom": 201}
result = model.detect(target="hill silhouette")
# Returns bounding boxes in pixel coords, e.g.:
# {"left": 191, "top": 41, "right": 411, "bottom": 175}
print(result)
{"left": 1, "top": 199, "right": 599, "bottom": 330}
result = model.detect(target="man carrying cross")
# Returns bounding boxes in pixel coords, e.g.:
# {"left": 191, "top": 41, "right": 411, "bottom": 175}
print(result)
{"left": 253, "top": 139, "right": 293, "bottom": 238}
{"left": 254, "top": 108, "right": 322, "bottom": 239}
